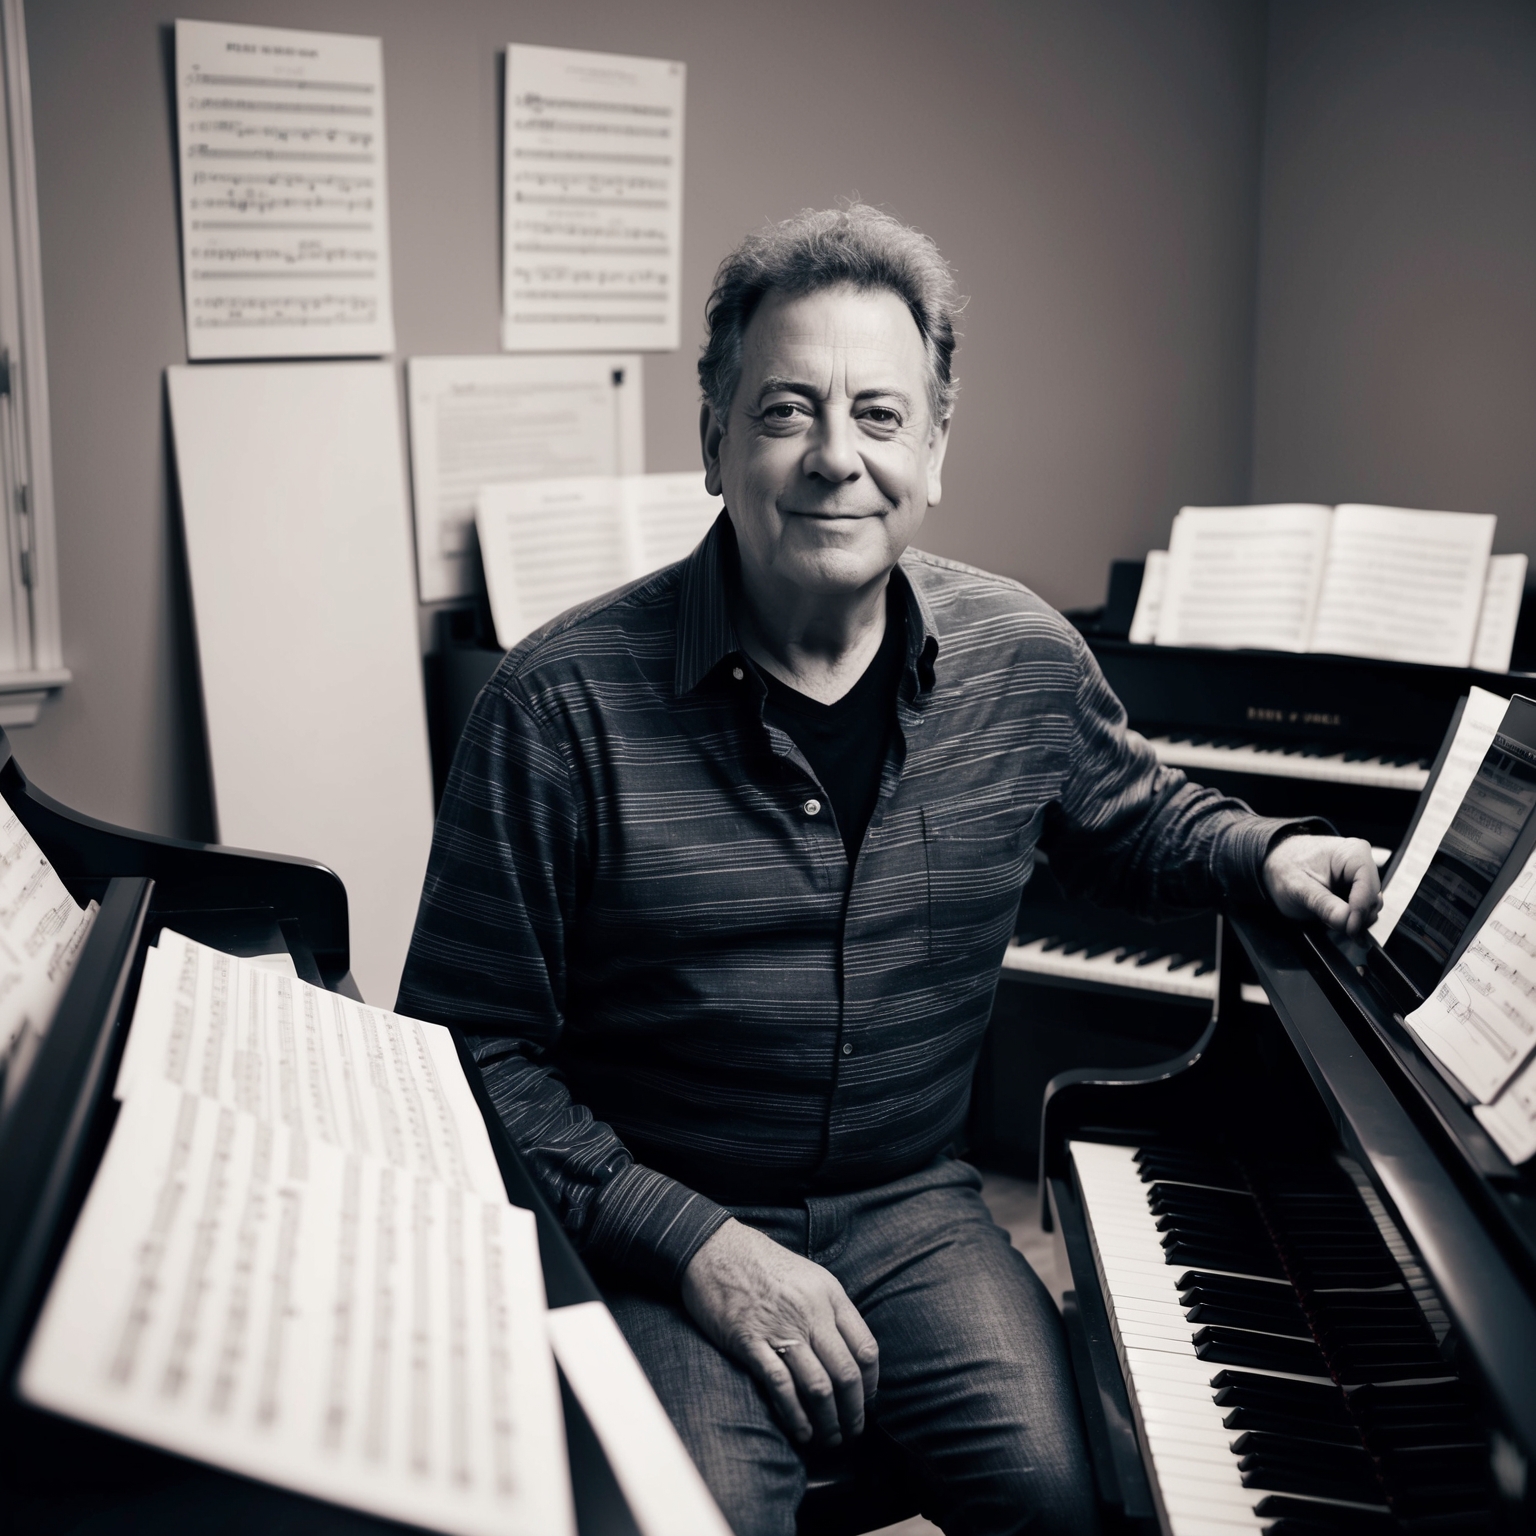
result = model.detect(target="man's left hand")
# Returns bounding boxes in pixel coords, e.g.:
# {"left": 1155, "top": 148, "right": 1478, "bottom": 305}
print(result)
{"left": 1262, "top": 834, "right": 1382, "bottom": 938}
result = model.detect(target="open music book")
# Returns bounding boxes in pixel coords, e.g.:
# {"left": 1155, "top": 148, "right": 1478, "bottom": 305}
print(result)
{"left": 476, "top": 472, "right": 722, "bottom": 648}
{"left": 1150, "top": 503, "right": 1517, "bottom": 669}
{"left": 21, "top": 930, "right": 575, "bottom": 1536}
{"left": 1368, "top": 691, "right": 1536, "bottom": 1163}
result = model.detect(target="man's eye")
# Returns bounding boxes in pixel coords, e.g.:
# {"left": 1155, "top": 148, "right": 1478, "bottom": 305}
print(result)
{"left": 863, "top": 407, "right": 900, "bottom": 426}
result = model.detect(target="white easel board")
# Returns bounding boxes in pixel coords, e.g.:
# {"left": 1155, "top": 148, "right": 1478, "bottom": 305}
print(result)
{"left": 167, "top": 362, "right": 434, "bottom": 1005}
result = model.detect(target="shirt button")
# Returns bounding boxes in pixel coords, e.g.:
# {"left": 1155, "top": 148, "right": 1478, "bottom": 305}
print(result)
{"left": 731, "top": 666, "right": 744, "bottom": 681}
{"left": 803, "top": 798, "right": 822, "bottom": 817}
{"left": 841, "top": 1042, "right": 853, "bottom": 1056}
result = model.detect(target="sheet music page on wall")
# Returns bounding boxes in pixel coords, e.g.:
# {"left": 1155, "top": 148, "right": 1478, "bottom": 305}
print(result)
{"left": 21, "top": 1079, "right": 573, "bottom": 1536}
{"left": 406, "top": 355, "right": 643, "bottom": 603}
{"left": 502, "top": 44, "right": 685, "bottom": 352}
{"left": 1308, "top": 504, "right": 1495, "bottom": 667}
{"left": 477, "top": 473, "right": 721, "bottom": 649}
{"left": 1155, "top": 504, "right": 1333, "bottom": 651}
{"left": 1372, "top": 686, "right": 1511, "bottom": 943}
{"left": 175, "top": 20, "right": 395, "bottom": 360}
{"left": 1473, "top": 553, "right": 1529, "bottom": 674}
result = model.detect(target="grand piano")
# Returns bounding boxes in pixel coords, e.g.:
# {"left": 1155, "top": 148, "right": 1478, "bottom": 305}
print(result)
{"left": 0, "top": 727, "right": 642, "bottom": 1536}
{"left": 1041, "top": 910, "right": 1536, "bottom": 1533}
{"left": 1006, "top": 561, "right": 1536, "bottom": 1532}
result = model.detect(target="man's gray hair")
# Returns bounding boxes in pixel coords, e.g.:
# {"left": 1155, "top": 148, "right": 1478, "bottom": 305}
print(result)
{"left": 698, "top": 204, "right": 961, "bottom": 425}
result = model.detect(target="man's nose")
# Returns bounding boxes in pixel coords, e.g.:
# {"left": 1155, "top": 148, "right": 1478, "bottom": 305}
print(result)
{"left": 802, "top": 412, "right": 862, "bottom": 483}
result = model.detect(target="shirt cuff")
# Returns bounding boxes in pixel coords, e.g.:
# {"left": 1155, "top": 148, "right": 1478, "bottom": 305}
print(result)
{"left": 582, "top": 1160, "right": 732, "bottom": 1293}
{"left": 1215, "top": 815, "right": 1335, "bottom": 911}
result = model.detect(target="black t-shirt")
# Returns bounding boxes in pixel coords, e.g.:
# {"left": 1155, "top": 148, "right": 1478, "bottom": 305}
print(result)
{"left": 759, "top": 596, "right": 906, "bottom": 866}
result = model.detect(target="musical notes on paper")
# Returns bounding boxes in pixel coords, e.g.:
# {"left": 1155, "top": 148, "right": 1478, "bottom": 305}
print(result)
{"left": 115, "top": 930, "right": 506, "bottom": 1200}
{"left": 0, "top": 800, "right": 97, "bottom": 1110}
{"left": 503, "top": 45, "right": 685, "bottom": 352}
{"left": 21, "top": 1079, "right": 573, "bottom": 1536}
{"left": 406, "top": 355, "right": 643, "bottom": 603}
{"left": 176, "top": 20, "right": 394, "bottom": 359}
{"left": 476, "top": 473, "right": 722, "bottom": 648}
{"left": 1373, "top": 686, "right": 1512, "bottom": 943}
{"left": 1407, "top": 848, "right": 1536, "bottom": 1106}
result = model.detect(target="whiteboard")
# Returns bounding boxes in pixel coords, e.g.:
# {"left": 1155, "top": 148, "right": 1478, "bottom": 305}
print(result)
{"left": 167, "top": 362, "right": 434, "bottom": 1005}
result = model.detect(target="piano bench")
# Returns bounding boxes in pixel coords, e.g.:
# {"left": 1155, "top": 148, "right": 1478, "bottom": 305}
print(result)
{"left": 796, "top": 1431, "right": 922, "bottom": 1536}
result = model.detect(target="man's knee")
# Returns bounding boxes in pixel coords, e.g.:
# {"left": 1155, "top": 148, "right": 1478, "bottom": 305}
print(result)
{"left": 604, "top": 1289, "right": 806, "bottom": 1536}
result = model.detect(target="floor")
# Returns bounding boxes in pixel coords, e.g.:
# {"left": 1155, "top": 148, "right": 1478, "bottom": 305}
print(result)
{"left": 858, "top": 1169, "right": 1064, "bottom": 1536}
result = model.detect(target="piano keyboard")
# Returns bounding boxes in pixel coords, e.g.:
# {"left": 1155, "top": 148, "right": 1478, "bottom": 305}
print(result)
{"left": 1071, "top": 1140, "right": 1491, "bottom": 1535}
{"left": 1148, "top": 736, "right": 1430, "bottom": 793}
{"left": 1002, "top": 937, "right": 1268, "bottom": 1006}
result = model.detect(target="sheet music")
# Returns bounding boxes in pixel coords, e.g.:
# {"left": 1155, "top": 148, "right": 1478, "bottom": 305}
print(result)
{"left": 1126, "top": 550, "right": 1167, "bottom": 645}
{"left": 1405, "top": 845, "right": 1536, "bottom": 1101}
{"left": 1309, "top": 504, "right": 1495, "bottom": 667}
{"left": 1473, "top": 553, "right": 1528, "bottom": 674}
{"left": 115, "top": 931, "right": 506, "bottom": 1201}
{"left": 477, "top": 473, "right": 721, "bottom": 648}
{"left": 21, "top": 1080, "right": 572, "bottom": 1536}
{"left": 406, "top": 356, "right": 643, "bottom": 603}
{"left": 0, "top": 801, "right": 97, "bottom": 1099}
{"left": 1372, "top": 686, "right": 1511, "bottom": 943}
{"left": 1156, "top": 504, "right": 1333, "bottom": 651}
{"left": 175, "top": 20, "right": 394, "bottom": 360}
{"left": 626, "top": 472, "right": 723, "bottom": 572}
{"left": 547, "top": 1303, "right": 731, "bottom": 1536}
{"left": 502, "top": 45, "right": 685, "bottom": 352}
{"left": 1476, "top": 1054, "right": 1536, "bottom": 1164}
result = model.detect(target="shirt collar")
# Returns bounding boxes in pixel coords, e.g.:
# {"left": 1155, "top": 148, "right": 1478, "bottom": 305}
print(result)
{"left": 674, "top": 511, "right": 941, "bottom": 697}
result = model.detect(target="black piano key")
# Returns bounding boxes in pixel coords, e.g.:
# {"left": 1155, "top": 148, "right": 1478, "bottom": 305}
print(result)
{"left": 1177, "top": 1271, "right": 1297, "bottom": 1305}
{"left": 1079, "top": 939, "right": 1120, "bottom": 958}
{"left": 1231, "top": 1432, "right": 1377, "bottom": 1477}
{"left": 1222, "top": 1406, "right": 1363, "bottom": 1445}
{"left": 1039, "top": 935, "right": 1069, "bottom": 953}
{"left": 1193, "top": 1325, "right": 1330, "bottom": 1373}
{"left": 1163, "top": 1241, "right": 1287, "bottom": 1277}
{"left": 1210, "top": 1371, "right": 1348, "bottom": 1410}
{"left": 1186, "top": 1302, "right": 1312, "bottom": 1334}
{"left": 1239, "top": 1458, "right": 1381, "bottom": 1503}
{"left": 1135, "top": 1149, "right": 1244, "bottom": 1186}
{"left": 1255, "top": 1497, "right": 1397, "bottom": 1534}
{"left": 1181, "top": 1275, "right": 1305, "bottom": 1309}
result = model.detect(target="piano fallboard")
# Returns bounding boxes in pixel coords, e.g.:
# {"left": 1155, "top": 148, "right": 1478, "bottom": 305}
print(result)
{"left": 1083, "top": 636, "right": 1534, "bottom": 760}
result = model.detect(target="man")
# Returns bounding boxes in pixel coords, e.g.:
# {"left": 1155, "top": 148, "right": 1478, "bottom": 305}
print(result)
{"left": 399, "top": 205, "right": 1380, "bottom": 1536}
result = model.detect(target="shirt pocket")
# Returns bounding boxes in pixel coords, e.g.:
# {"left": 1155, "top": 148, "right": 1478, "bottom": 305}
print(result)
{"left": 922, "top": 798, "right": 1040, "bottom": 968}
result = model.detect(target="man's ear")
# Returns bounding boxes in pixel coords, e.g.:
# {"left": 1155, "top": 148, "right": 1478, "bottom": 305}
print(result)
{"left": 925, "top": 415, "right": 952, "bottom": 507}
{"left": 700, "top": 402, "right": 726, "bottom": 497}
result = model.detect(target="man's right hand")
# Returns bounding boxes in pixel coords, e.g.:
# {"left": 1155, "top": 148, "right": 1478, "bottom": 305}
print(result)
{"left": 680, "top": 1218, "right": 880, "bottom": 1447}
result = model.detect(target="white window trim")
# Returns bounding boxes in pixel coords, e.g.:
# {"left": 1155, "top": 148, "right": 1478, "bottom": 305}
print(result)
{"left": 0, "top": 0, "right": 65, "bottom": 725}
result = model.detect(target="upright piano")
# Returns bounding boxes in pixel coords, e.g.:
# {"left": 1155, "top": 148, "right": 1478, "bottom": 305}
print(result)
{"left": 0, "top": 728, "right": 640, "bottom": 1536}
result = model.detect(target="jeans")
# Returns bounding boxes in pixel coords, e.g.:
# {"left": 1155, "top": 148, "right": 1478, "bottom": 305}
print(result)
{"left": 603, "top": 1158, "right": 1099, "bottom": 1536}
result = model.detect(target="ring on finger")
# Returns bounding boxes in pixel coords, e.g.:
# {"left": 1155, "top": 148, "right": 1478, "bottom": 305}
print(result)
{"left": 768, "top": 1338, "right": 802, "bottom": 1357}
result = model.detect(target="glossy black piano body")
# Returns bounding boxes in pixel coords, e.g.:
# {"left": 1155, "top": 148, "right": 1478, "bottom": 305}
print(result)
{"left": 1041, "top": 912, "right": 1536, "bottom": 1533}
{"left": 0, "top": 730, "right": 640, "bottom": 1536}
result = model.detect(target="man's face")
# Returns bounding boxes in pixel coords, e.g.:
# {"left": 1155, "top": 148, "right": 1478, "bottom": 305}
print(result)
{"left": 702, "top": 285, "right": 950, "bottom": 604}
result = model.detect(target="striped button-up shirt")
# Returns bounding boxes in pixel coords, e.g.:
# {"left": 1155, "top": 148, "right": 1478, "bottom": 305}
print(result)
{"left": 398, "top": 516, "right": 1293, "bottom": 1292}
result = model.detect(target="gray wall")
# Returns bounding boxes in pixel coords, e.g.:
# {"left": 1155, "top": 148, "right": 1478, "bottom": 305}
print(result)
{"left": 16, "top": 0, "right": 1267, "bottom": 838}
{"left": 1251, "top": 0, "right": 1536, "bottom": 544}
